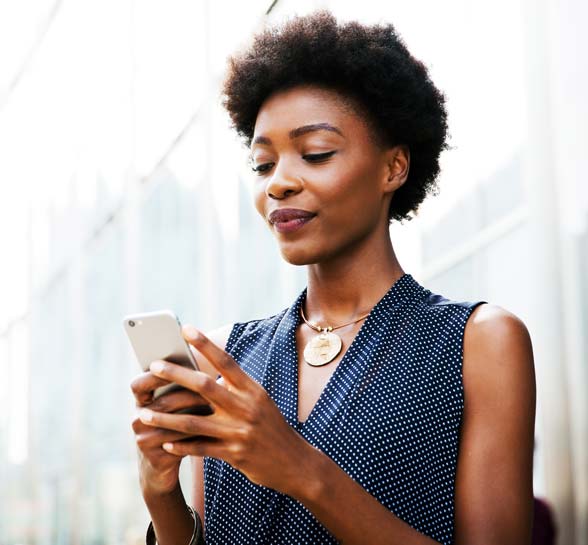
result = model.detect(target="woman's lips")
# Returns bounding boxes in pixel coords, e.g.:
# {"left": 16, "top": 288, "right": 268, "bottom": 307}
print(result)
{"left": 273, "top": 215, "right": 316, "bottom": 233}
{"left": 268, "top": 207, "right": 317, "bottom": 233}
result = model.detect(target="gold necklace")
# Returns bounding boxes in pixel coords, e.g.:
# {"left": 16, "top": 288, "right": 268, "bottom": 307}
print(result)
{"left": 299, "top": 299, "right": 372, "bottom": 367}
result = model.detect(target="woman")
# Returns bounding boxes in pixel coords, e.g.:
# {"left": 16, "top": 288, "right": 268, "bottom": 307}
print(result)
{"left": 130, "top": 10, "right": 536, "bottom": 545}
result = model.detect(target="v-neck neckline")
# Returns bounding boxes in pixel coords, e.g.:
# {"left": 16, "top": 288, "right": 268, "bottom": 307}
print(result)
{"left": 264, "top": 272, "right": 418, "bottom": 436}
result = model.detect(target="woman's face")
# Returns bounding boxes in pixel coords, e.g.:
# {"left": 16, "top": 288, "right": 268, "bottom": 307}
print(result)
{"left": 250, "top": 84, "right": 407, "bottom": 266}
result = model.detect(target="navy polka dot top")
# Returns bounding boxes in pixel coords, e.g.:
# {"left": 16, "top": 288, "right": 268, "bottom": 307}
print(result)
{"left": 203, "top": 273, "right": 487, "bottom": 545}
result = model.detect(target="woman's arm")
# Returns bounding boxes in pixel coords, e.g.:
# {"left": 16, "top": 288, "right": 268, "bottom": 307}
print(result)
{"left": 289, "top": 448, "right": 443, "bottom": 544}
{"left": 454, "top": 304, "right": 536, "bottom": 544}
{"left": 286, "top": 303, "right": 536, "bottom": 545}
{"left": 131, "top": 380, "right": 200, "bottom": 545}
{"left": 131, "top": 324, "right": 233, "bottom": 545}
{"left": 143, "top": 484, "right": 196, "bottom": 545}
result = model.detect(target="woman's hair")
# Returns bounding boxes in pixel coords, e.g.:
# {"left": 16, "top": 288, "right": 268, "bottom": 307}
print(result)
{"left": 222, "top": 10, "right": 448, "bottom": 223}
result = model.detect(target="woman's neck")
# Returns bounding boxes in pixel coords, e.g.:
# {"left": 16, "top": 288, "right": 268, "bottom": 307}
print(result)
{"left": 304, "top": 233, "right": 405, "bottom": 326}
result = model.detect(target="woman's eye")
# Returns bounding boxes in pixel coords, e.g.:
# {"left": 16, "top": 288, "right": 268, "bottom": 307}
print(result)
{"left": 251, "top": 162, "right": 274, "bottom": 174}
{"left": 251, "top": 151, "right": 336, "bottom": 175}
{"left": 303, "top": 151, "right": 336, "bottom": 162}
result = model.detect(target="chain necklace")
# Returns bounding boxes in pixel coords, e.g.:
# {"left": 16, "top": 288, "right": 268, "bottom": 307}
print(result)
{"left": 299, "top": 298, "right": 372, "bottom": 367}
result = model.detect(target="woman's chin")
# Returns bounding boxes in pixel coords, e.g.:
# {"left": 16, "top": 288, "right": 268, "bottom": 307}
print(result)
{"left": 278, "top": 244, "right": 322, "bottom": 266}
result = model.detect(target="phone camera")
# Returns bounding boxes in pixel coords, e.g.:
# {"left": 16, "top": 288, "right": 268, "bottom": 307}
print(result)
{"left": 128, "top": 320, "right": 136, "bottom": 327}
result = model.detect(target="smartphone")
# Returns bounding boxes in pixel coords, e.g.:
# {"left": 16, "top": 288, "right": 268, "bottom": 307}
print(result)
{"left": 123, "top": 309, "right": 200, "bottom": 399}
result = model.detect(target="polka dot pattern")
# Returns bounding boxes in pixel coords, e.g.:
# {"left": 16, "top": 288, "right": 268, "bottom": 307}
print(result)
{"left": 203, "top": 273, "right": 487, "bottom": 545}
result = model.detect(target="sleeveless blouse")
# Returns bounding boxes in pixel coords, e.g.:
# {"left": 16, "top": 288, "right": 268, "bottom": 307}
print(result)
{"left": 203, "top": 273, "right": 487, "bottom": 545}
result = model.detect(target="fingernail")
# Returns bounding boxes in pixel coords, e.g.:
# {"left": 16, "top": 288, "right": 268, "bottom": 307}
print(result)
{"left": 150, "top": 360, "right": 165, "bottom": 373}
{"left": 162, "top": 442, "right": 174, "bottom": 450}
{"left": 184, "top": 326, "right": 201, "bottom": 342}
{"left": 139, "top": 408, "right": 153, "bottom": 422}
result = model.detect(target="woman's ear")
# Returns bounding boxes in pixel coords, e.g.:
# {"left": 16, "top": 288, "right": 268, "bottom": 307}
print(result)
{"left": 384, "top": 145, "right": 410, "bottom": 193}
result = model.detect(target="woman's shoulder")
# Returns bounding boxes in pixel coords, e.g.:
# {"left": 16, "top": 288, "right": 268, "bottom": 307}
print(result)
{"left": 407, "top": 282, "right": 490, "bottom": 333}
{"left": 462, "top": 301, "right": 532, "bottom": 357}
{"left": 191, "top": 309, "right": 287, "bottom": 379}
{"left": 461, "top": 302, "right": 535, "bottom": 416}
{"left": 211, "top": 305, "right": 292, "bottom": 355}
{"left": 418, "top": 285, "right": 488, "bottom": 313}
{"left": 407, "top": 279, "right": 531, "bottom": 352}
{"left": 231, "top": 308, "right": 288, "bottom": 335}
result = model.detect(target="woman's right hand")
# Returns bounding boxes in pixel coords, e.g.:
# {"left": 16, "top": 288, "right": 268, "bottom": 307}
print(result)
{"left": 130, "top": 366, "right": 213, "bottom": 496}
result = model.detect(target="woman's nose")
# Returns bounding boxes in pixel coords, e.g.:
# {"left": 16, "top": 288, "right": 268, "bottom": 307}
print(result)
{"left": 265, "top": 161, "right": 303, "bottom": 199}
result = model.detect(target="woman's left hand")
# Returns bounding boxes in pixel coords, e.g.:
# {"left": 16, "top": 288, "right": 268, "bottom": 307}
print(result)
{"left": 138, "top": 325, "right": 318, "bottom": 498}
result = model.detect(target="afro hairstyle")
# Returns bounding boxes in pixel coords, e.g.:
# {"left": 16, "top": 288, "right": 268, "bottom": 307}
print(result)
{"left": 221, "top": 10, "right": 448, "bottom": 223}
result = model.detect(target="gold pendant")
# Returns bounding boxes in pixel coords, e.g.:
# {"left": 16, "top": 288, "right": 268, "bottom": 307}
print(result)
{"left": 303, "top": 331, "right": 343, "bottom": 367}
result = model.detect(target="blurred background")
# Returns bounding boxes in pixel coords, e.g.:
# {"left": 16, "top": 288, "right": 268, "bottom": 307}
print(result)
{"left": 0, "top": 0, "right": 586, "bottom": 543}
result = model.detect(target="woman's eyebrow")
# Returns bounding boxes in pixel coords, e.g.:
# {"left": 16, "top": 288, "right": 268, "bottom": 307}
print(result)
{"left": 289, "top": 122, "right": 344, "bottom": 139}
{"left": 252, "top": 122, "right": 344, "bottom": 146}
